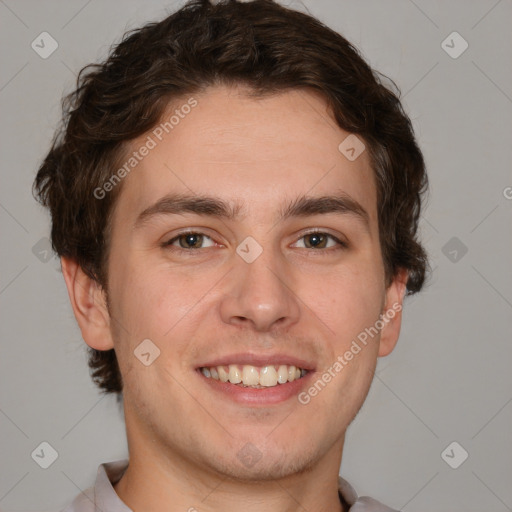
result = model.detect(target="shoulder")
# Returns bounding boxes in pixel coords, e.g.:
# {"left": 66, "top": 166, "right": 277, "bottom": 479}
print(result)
{"left": 338, "top": 476, "right": 400, "bottom": 511}
{"left": 60, "top": 486, "right": 95, "bottom": 512}
{"left": 59, "top": 459, "right": 129, "bottom": 512}
{"left": 349, "top": 495, "right": 400, "bottom": 511}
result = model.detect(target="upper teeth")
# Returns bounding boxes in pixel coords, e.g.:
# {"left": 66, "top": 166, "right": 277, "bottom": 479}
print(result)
{"left": 200, "top": 364, "right": 307, "bottom": 387}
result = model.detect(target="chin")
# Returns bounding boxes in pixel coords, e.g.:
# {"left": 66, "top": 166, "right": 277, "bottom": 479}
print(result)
{"left": 205, "top": 442, "right": 319, "bottom": 482}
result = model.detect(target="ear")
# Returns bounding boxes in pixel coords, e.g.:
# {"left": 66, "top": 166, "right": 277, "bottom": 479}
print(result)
{"left": 378, "top": 268, "right": 408, "bottom": 357}
{"left": 61, "top": 256, "right": 114, "bottom": 351}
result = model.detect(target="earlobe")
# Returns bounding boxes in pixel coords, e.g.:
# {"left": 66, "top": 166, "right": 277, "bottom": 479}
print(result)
{"left": 61, "top": 256, "right": 114, "bottom": 351}
{"left": 378, "top": 268, "right": 408, "bottom": 357}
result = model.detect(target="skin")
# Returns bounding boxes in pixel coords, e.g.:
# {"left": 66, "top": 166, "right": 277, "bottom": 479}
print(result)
{"left": 62, "top": 84, "right": 408, "bottom": 512}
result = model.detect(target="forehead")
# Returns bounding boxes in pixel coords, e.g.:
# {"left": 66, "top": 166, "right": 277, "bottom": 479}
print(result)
{"left": 110, "top": 85, "right": 377, "bottom": 230}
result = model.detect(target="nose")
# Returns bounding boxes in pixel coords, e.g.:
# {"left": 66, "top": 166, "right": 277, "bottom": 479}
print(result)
{"left": 219, "top": 248, "right": 301, "bottom": 332}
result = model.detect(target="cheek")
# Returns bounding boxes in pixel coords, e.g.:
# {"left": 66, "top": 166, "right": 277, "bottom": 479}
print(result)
{"left": 112, "top": 256, "right": 192, "bottom": 333}
{"left": 109, "top": 264, "right": 199, "bottom": 397}
{"left": 110, "top": 259, "right": 215, "bottom": 368}
{"left": 301, "top": 261, "right": 385, "bottom": 342}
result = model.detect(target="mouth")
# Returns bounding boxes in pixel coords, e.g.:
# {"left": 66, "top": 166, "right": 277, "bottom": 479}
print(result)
{"left": 195, "top": 360, "right": 315, "bottom": 405}
{"left": 198, "top": 363, "right": 310, "bottom": 389}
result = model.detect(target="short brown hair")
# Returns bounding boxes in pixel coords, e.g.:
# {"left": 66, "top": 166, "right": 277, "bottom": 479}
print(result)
{"left": 33, "top": 0, "right": 429, "bottom": 398}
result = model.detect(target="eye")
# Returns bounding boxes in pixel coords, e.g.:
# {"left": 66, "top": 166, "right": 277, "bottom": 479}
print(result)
{"left": 292, "top": 231, "right": 346, "bottom": 250}
{"left": 163, "top": 231, "right": 216, "bottom": 250}
{"left": 161, "top": 229, "right": 346, "bottom": 254}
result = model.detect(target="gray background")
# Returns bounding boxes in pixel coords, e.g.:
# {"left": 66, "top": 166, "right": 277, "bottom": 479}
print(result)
{"left": 1, "top": 0, "right": 511, "bottom": 510}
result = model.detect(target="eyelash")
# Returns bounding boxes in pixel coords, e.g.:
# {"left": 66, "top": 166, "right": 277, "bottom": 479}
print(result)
{"left": 161, "top": 229, "right": 347, "bottom": 255}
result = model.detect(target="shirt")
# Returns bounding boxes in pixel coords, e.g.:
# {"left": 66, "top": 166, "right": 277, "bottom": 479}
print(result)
{"left": 62, "top": 459, "right": 399, "bottom": 512}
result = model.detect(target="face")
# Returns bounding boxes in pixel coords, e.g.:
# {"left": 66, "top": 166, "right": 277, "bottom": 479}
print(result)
{"left": 66, "top": 84, "right": 407, "bottom": 482}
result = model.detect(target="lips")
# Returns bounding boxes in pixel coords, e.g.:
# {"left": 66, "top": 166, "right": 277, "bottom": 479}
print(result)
{"left": 195, "top": 352, "right": 316, "bottom": 371}
{"left": 196, "top": 363, "right": 315, "bottom": 405}
{"left": 193, "top": 352, "right": 317, "bottom": 404}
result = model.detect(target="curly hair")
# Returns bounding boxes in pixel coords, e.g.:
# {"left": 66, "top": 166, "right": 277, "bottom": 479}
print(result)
{"left": 33, "top": 0, "right": 429, "bottom": 398}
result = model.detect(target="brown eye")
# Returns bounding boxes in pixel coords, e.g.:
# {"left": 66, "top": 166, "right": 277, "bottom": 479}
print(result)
{"left": 303, "top": 232, "right": 329, "bottom": 248}
{"left": 292, "top": 231, "right": 346, "bottom": 250}
{"left": 177, "top": 233, "right": 204, "bottom": 249}
{"left": 163, "top": 232, "right": 215, "bottom": 250}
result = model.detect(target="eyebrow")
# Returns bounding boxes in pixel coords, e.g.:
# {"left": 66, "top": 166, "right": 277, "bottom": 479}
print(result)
{"left": 133, "top": 192, "right": 370, "bottom": 232}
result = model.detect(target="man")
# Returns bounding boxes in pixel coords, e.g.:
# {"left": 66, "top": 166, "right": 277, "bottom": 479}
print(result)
{"left": 33, "top": 0, "right": 429, "bottom": 510}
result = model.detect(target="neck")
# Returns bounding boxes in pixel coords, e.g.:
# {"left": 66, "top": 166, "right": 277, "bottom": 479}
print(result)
{"left": 114, "top": 458, "right": 346, "bottom": 512}
{"left": 113, "top": 397, "right": 347, "bottom": 512}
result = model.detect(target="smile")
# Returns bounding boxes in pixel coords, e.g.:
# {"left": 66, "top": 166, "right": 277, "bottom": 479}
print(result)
{"left": 199, "top": 364, "right": 309, "bottom": 389}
